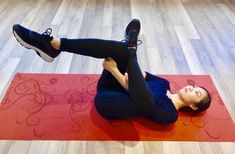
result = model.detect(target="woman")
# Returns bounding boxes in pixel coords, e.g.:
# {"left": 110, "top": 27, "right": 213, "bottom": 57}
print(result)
{"left": 12, "top": 19, "right": 211, "bottom": 124}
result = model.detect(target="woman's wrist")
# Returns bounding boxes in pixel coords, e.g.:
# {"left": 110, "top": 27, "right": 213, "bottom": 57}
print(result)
{"left": 110, "top": 68, "right": 129, "bottom": 91}
{"left": 110, "top": 68, "right": 119, "bottom": 74}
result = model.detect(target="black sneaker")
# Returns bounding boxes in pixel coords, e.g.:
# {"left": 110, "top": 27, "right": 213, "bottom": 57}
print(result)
{"left": 125, "top": 19, "right": 142, "bottom": 48}
{"left": 12, "top": 24, "right": 61, "bottom": 62}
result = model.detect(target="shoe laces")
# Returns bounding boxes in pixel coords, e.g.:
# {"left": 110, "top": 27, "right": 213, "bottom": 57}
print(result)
{"left": 137, "top": 40, "right": 142, "bottom": 45}
{"left": 121, "top": 39, "right": 142, "bottom": 45}
{"left": 42, "top": 28, "right": 52, "bottom": 36}
{"left": 41, "top": 28, "right": 53, "bottom": 41}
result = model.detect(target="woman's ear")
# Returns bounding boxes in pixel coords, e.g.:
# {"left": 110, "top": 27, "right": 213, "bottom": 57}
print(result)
{"left": 189, "top": 104, "right": 198, "bottom": 110}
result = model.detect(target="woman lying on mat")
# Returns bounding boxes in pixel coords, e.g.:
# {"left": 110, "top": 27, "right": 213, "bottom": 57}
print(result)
{"left": 12, "top": 19, "right": 211, "bottom": 124}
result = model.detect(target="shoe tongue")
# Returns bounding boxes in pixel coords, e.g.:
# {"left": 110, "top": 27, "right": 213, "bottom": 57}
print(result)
{"left": 30, "top": 31, "right": 53, "bottom": 42}
{"left": 42, "top": 34, "right": 53, "bottom": 41}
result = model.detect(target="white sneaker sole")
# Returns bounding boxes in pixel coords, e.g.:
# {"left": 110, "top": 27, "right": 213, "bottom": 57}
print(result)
{"left": 13, "top": 30, "right": 54, "bottom": 62}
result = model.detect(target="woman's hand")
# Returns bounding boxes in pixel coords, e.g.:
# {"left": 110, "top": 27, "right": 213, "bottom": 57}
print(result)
{"left": 102, "top": 57, "right": 118, "bottom": 73}
{"left": 102, "top": 57, "right": 129, "bottom": 91}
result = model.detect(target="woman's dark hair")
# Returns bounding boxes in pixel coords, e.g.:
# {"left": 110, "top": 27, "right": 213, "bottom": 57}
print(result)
{"left": 179, "top": 86, "right": 211, "bottom": 113}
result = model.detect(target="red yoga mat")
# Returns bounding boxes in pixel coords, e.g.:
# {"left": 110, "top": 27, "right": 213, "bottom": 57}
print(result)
{"left": 0, "top": 73, "right": 235, "bottom": 141}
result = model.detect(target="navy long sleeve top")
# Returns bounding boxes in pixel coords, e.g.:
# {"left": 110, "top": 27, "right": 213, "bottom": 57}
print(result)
{"left": 143, "top": 71, "right": 178, "bottom": 124}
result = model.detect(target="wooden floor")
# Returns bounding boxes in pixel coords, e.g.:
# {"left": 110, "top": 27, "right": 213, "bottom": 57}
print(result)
{"left": 0, "top": 0, "right": 235, "bottom": 153}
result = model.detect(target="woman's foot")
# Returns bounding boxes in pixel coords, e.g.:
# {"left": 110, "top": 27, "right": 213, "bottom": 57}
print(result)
{"left": 125, "top": 19, "right": 142, "bottom": 49}
{"left": 12, "top": 24, "right": 61, "bottom": 62}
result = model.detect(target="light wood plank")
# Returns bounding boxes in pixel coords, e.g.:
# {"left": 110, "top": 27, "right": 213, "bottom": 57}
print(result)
{"left": 163, "top": 141, "right": 183, "bottom": 154}
{"left": 0, "top": 58, "right": 20, "bottom": 102}
{"left": 66, "top": 141, "right": 86, "bottom": 154}
{"left": 46, "top": 141, "right": 68, "bottom": 154}
{"left": 174, "top": 26, "right": 205, "bottom": 74}
{"left": 51, "top": 0, "right": 72, "bottom": 25}
{"left": 217, "top": 3, "right": 235, "bottom": 26}
{"left": 125, "top": 141, "right": 144, "bottom": 154}
{"left": 7, "top": 141, "right": 31, "bottom": 154}
{"left": 27, "top": 141, "right": 50, "bottom": 154}
{"left": 175, "top": 0, "right": 200, "bottom": 39}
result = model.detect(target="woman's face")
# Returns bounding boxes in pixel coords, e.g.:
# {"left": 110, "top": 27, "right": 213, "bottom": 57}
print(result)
{"left": 178, "top": 85, "right": 208, "bottom": 105}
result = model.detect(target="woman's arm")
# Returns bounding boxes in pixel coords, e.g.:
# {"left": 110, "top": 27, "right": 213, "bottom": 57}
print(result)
{"left": 111, "top": 70, "right": 147, "bottom": 91}
{"left": 111, "top": 68, "right": 129, "bottom": 91}
{"left": 102, "top": 57, "right": 146, "bottom": 91}
{"left": 102, "top": 57, "right": 129, "bottom": 91}
{"left": 124, "top": 71, "right": 146, "bottom": 80}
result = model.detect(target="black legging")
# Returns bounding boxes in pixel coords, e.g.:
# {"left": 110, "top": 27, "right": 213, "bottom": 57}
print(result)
{"left": 60, "top": 38, "right": 155, "bottom": 119}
